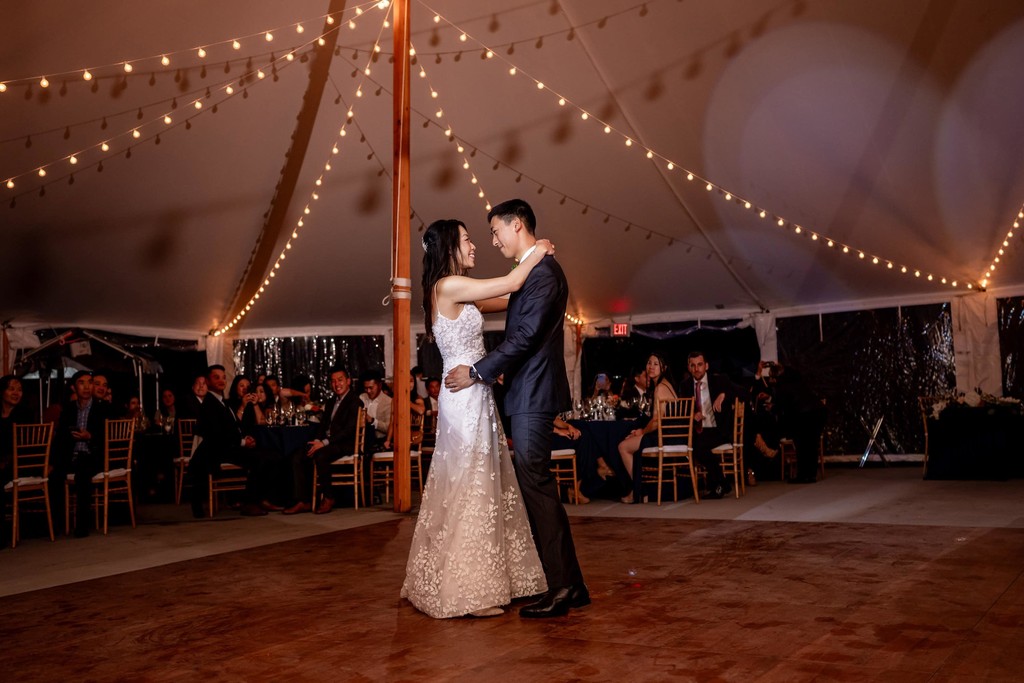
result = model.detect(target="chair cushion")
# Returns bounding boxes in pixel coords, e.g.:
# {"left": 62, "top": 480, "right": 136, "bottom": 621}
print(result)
{"left": 373, "top": 452, "right": 394, "bottom": 462}
{"left": 641, "top": 444, "right": 691, "bottom": 454}
{"left": 331, "top": 455, "right": 357, "bottom": 465}
{"left": 4, "top": 476, "right": 48, "bottom": 491}
{"left": 92, "top": 468, "right": 130, "bottom": 481}
{"left": 551, "top": 449, "right": 576, "bottom": 457}
{"left": 173, "top": 456, "right": 191, "bottom": 464}
{"left": 711, "top": 444, "right": 736, "bottom": 453}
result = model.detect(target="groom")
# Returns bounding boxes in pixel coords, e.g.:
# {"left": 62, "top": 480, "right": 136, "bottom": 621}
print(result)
{"left": 446, "top": 198, "right": 588, "bottom": 618}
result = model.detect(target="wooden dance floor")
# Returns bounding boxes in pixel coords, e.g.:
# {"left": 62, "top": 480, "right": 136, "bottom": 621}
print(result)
{"left": 3, "top": 509, "right": 1023, "bottom": 681}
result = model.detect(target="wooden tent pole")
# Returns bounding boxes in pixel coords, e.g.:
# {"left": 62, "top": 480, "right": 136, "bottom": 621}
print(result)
{"left": 391, "top": 0, "right": 412, "bottom": 513}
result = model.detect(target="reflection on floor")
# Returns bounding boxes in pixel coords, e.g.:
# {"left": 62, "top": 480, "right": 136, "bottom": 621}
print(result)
{"left": 3, "top": 466, "right": 1023, "bottom": 681}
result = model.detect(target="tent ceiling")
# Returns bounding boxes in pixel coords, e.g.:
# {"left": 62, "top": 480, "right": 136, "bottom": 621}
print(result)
{"left": 3, "top": 0, "right": 1024, "bottom": 338}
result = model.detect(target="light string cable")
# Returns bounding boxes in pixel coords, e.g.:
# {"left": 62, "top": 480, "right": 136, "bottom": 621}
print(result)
{"left": 336, "top": 34, "right": 792, "bottom": 296}
{"left": 419, "top": 1, "right": 979, "bottom": 291}
{"left": 0, "top": 1, "right": 384, "bottom": 91}
{"left": 2, "top": 48, "right": 312, "bottom": 205}
{"left": 215, "top": 1, "right": 396, "bottom": 336}
{"left": 0, "top": 16, "right": 378, "bottom": 205}
{"left": 979, "top": 205, "right": 1024, "bottom": 289}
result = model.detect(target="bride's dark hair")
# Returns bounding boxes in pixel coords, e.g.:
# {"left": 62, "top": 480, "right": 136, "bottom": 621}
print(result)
{"left": 422, "top": 219, "right": 467, "bottom": 340}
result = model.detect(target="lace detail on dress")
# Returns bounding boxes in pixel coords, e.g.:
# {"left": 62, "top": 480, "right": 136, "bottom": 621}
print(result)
{"left": 401, "top": 304, "right": 546, "bottom": 618}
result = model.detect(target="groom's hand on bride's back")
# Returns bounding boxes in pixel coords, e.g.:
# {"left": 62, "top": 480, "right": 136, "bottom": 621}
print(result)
{"left": 445, "top": 365, "right": 475, "bottom": 393}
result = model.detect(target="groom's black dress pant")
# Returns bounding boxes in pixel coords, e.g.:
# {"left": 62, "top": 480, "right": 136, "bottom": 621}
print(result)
{"left": 510, "top": 412, "right": 585, "bottom": 591}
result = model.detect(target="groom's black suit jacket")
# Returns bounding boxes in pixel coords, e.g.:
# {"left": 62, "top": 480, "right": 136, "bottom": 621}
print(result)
{"left": 475, "top": 254, "right": 571, "bottom": 416}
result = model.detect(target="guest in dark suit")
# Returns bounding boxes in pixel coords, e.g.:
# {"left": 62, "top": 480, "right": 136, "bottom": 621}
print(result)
{"left": 187, "top": 365, "right": 283, "bottom": 518}
{"left": 283, "top": 367, "right": 361, "bottom": 515}
{"left": 446, "top": 198, "right": 587, "bottom": 618}
{"left": 678, "top": 351, "right": 734, "bottom": 498}
{"left": 52, "top": 371, "right": 111, "bottom": 537}
{"left": 423, "top": 377, "right": 441, "bottom": 415}
{"left": 176, "top": 372, "right": 208, "bottom": 421}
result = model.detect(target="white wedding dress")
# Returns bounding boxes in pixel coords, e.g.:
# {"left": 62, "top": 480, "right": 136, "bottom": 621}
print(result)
{"left": 401, "top": 303, "right": 547, "bottom": 618}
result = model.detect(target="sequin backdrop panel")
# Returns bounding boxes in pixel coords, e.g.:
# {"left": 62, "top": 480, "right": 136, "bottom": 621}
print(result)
{"left": 777, "top": 303, "right": 955, "bottom": 455}
{"left": 233, "top": 336, "right": 385, "bottom": 402}
{"left": 997, "top": 296, "right": 1024, "bottom": 398}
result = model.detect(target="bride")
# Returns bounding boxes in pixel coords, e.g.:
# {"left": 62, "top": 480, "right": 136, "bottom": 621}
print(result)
{"left": 401, "top": 218, "right": 552, "bottom": 618}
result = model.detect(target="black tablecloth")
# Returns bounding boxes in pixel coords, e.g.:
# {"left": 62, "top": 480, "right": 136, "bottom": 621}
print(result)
{"left": 561, "top": 419, "right": 637, "bottom": 499}
{"left": 254, "top": 425, "right": 317, "bottom": 456}
{"left": 925, "top": 404, "right": 1024, "bottom": 480}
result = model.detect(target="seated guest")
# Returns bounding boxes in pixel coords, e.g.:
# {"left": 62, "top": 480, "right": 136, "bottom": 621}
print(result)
{"left": 423, "top": 377, "right": 441, "bottom": 415}
{"left": 285, "top": 374, "right": 313, "bottom": 408}
{"left": 589, "top": 372, "right": 618, "bottom": 402}
{"left": 227, "top": 375, "right": 264, "bottom": 430}
{"left": 92, "top": 370, "right": 112, "bottom": 406}
{"left": 411, "top": 365, "right": 427, "bottom": 403}
{"left": 187, "top": 365, "right": 285, "bottom": 518}
{"left": 124, "top": 393, "right": 150, "bottom": 433}
{"left": 360, "top": 370, "right": 392, "bottom": 453}
{"left": 264, "top": 375, "right": 284, "bottom": 412}
{"left": 745, "top": 360, "right": 781, "bottom": 483}
{"left": 283, "top": 367, "right": 361, "bottom": 515}
{"left": 52, "top": 371, "right": 111, "bottom": 537}
{"left": 152, "top": 388, "right": 177, "bottom": 434}
{"left": 177, "top": 372, "right": 208, "bottom": 421}
{"left": 382, "top": 374, "right": 426, "bottom": 450}
{"left": 617, "top": 368, "right": 649, "bottom": 420}
{"left": 1, "top": 376, "right": 35, "bottom": 505}
{"left": 616, "top": 353, "right": 679, "bottom": 503}
{"left": 678, "top": 351, "right": 735, "bottom": 499}
{"left": 772, "top": 364, "right": 826, "bottom": 483}
{"left": 551, "top": 417, "right": 590, "bottom": 504}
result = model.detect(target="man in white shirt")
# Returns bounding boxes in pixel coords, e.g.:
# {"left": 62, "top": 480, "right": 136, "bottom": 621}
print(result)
{"left": 359, "top": 373, "right": 392, "bottom": 452}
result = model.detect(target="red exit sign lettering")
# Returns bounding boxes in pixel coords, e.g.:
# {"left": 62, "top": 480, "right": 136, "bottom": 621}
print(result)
{"left": 612, "top": 323, "right": 630, "bottom": 337}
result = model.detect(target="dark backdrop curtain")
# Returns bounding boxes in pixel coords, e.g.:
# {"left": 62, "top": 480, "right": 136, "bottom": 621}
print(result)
{"left": 997, "top": 296, "right": 1024, "bottom": 398}
{"left": 777, "top": 303, "right": 955, "bottom": 455}
{"left": 233, "top": 336, "right": 385, "bottom": 402}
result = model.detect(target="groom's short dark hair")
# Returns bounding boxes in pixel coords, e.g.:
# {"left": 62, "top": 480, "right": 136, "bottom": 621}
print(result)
{"left": 488, "top": 199, "right": 536, "bottom": 235}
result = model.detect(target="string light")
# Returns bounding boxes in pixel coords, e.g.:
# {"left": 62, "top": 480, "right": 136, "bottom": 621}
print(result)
{"left": 0, "top": 3, "right": 382, "bottom": 92}
{"left": 214, "top": 0, "right": 395, "bottom": 336}
{"left": 421, "top": 3, "right": 975, "bottom": 291}
{"left": 979, "top": 205, "right": 1024, "bottom": 288}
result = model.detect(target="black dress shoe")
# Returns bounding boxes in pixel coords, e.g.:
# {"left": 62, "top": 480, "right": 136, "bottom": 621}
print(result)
{"left": 519, "top": 584, "right": 590, "bottom": 618}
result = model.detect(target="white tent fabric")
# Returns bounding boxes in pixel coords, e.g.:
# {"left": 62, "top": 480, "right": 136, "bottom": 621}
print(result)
{"left": 3, "top": 0, "right": 1024, "bottom": 344}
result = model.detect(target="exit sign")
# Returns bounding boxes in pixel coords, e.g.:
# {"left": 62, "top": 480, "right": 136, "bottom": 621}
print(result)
{"left": 611, "top": 323, "right": 630, "bottom": 337}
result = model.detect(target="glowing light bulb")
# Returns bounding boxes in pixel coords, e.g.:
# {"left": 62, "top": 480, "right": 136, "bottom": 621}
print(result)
{"left": 914, "top": 270, "right": 921, "bottom": 277}
{"left": 646, "top": 151, "right": 654, "bottom": 159}
{"left": 537, "top": 82, "right": 545, "bottom": 90}
{"left": 858, "top": 252, "right": 865, "bottom": 259}
{"left": 37, "top": 168, "right": 46, "bottom": 177}
{"left": 83, "top": 70, "right": 93, "bottom": 81}
{"left": 286, "top": 52, "right": 295, "bottom": 61}
{"left": 194, "top": 100, "right": 202, "bottom": 109}
{"left": 123, "top": 63, "right": 132, "bottom": 73}
{"left": 318, "top": 38, "right": 326, "bottom": 46}
{"left": 872, "top": 256, "right": 879, "bottom": 264}
{"left": 101, "top": 142, "right": 110, "bottom": 151}
{"left": 132, "top": 129, "right": 141, "bottom": 138}
{"left": 827, "top": 240, "right": 834, "bottom": 247}
{"left": 232, "top": 40, "right": 241, "bottom": 50}
{"left": 459, "top": 33, "right": 467, "bottom": 42}
{"left": 434, "top": 14, "right": 440, "bottom": 23}
{"left": 744, "top": 201, "right": 751, "bottom": 209}
{"left": 197, "top": 47, "right": 207, "bottom": 58}
{"left": 164, "top": 115, "right": 172, "bottom": 124}
{"left": 777, "top": 218, "right": 785, "bottom": 226}
{"left": 444, "top": 128, "right": 452, "bottom": 136}
{"left": 225, "top": 85, "right": 233, "bottom": 95}
{"left": 430, "top": 90, "right": 437, "bottom": 98}
{"left": 603, "top": 125, "right": 611, "bottom": 134}
{"left": 257, "top": 70, "right": 266, "bottom": 79}
{"left": 462, "top": 161, "right": 470, "bottom": 169}
{"left": 725, "top": 193, "right": 732, "bottom": 201}
{"left": 625, "top": 139, "right": 632, "bottom": 147}
{"left": 901, "top": 266, "right": 908, "bottom": 273}
{"left": 0, "top": 83, "right": 7, "bottom": 92}
{"left": 265, "top": 32, "right": 274, "bottom": 41}
{"left": 581, "top": 112, "right": 589, "bottom": 120}
{"left": 486, "top": 50, "right": 493, "bottom": 58}
{"left": 435, "top": 109, "right": 443, "bottom": 117}
{"left": 927, "top": 274, "right": 933, "bottom": 281}
{"left": 794, "top": 226, "right": 802, "bottom": 234}
{"left": 811, "top": 234, "right": 818, "bottom": 241}
{"left": 349, "top": 20, "right": 356, "bottom": 29}
{"left": 558, "top": 98, "right": 565, "bottom": 106}
{"left": 161, "top": 55, "right": 170, "bottom": 66}
{"left": 374, "top": 45, "right": 381, "bottom": 53}
{"left": 509, "top": 67, "right": 516, "bottom": 76}
{"left": 5, "top": 180, "right": 13, "bottom": 189}
{"left": 40, "top": 76, "right": 50, "bottom": 88}
{"left": 326, "top": 16, "right": 335, "bottom": 25}
{"left": 760, "top": 210, "right": 767, "bottom": 218}
{"left": 296, "top": 23, "right": 305, "bottom": 33}
{"left": 842, "top": 246, "right": 850, "bottom": 253}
